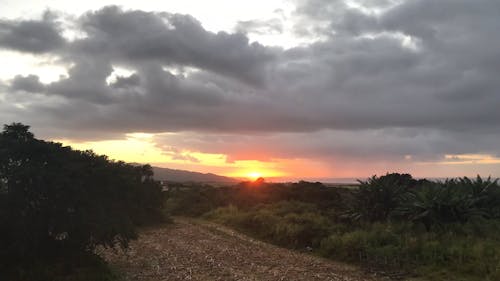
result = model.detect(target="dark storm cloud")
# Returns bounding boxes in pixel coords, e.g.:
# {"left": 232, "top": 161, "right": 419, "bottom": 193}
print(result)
{"left": 47, "top": 58, "right": 114, "bottom": 103}
{"left": 1, "top": 2, "right": 500, "bottom": 165}
{"left": 74, "top": 6, "right": 278, "bottom": 86}
{"left": 0, "top": 11, "right": 65, "bottom": 53}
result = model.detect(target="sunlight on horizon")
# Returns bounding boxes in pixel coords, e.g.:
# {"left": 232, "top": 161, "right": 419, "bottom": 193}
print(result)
{"left": 55, "top": 135, "right": 288, "bottom": 178}
{"left": 246, "top": 171, "right": 262, "bottom": 180}
{"left": 52, "top": 135, "right": 500, "bottom": 180}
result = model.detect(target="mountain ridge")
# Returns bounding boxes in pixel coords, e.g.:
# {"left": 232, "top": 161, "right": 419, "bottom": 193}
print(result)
{"left": 150, "top": 165, "right": 238, "bottom": 183}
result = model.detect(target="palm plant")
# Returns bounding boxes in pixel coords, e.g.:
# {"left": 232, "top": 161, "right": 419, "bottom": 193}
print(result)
{"left": 457, "top": 176, "right": 500, "bottom": 218}
{"left": 348, "top": 173, "right": 416, "bottom": 222}
{"left": 394, "top": 177, "right": 497, "bottom": 231}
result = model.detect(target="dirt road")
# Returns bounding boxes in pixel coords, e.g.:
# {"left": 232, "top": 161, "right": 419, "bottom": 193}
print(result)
{"left": 100, "top": 218, "right": 386, "bottom": 281}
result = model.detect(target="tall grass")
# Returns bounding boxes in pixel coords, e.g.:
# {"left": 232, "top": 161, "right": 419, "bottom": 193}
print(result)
{"left": 205, "top": 201, "right": 331, "bottom": 248}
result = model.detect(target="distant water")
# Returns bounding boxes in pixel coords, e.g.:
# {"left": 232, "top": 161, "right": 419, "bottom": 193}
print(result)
{"left": 265, "top": 177, "right": 479, "bottom": 184}
{"left": 308, "top": 178, "right": 360, "bottom": 184}
{"left": 267, "top": 177, "right": 360, "bottom": 184}
{"left": 318, "top": 177, "right": 478, "bottom": 184}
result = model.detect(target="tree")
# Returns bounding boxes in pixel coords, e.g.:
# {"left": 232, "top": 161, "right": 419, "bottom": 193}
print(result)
{"left": 0, "top": 123, "right": 164, "bottom": 279}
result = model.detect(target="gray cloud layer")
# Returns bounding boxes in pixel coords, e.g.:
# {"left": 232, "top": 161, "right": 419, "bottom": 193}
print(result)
{"left": 1, "top": 1, "right": 500, "bottom": 171}
{"left": 0, "top": 11, "right": 65, "bottom": 53}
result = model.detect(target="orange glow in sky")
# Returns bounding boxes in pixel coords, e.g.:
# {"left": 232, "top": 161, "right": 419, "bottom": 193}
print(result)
{"left": 55, "top": 135, "right": 292, "bottom": 179}
{"left": 55, "top": 132, "right": 500, "bottom": 181}
{"left": 246, "top": 171, "right": 262, "bottom": 180}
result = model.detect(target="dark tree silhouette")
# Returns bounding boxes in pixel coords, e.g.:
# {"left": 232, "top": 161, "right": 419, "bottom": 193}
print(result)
{"left": 348, "top": 173, "right": 417, "bottom": 222}
{"left": 0, "top": 123, "right": 164, "bottom": 279}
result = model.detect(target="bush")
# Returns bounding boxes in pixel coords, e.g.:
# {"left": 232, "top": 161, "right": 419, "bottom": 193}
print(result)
{"left": 347, "top": 173, "right": 418, "bottom": 222}
{"left": 206, "top": 201, "right": 331, "bottom": 248}
{"left": 164, "top": 184, "right": 230, "bottom": 216}
{"left": 319, "top": 220, "right": 500, "bottom": 279}
{"left": 394, "top": 177, "right": 500, "bottom": 230}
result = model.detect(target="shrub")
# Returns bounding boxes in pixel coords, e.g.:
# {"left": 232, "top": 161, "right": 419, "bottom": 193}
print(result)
{"left": 206, "top": 201, "right": 331, "bottom": 248}
{"left": 319, "top": 220, "right": 500, "bottom": 279}
{"left": 347, "top": 173, "right": 418, "bottom": 222}
{"left": 394, "top": 177, "right": 500, "bottom": 230}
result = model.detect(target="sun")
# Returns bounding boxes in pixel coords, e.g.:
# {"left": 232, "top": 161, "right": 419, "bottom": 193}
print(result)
{"left": 247, "top": 171, "right": 262, "bottom": 180}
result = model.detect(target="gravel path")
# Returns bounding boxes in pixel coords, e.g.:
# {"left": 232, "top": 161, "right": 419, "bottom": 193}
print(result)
{"left": 100, "top": 218, "right": 386, "bottom": 281}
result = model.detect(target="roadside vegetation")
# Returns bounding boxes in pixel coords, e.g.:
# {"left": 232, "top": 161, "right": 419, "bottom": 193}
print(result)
{"left": 166, "top": 175, "right": 500, "bottom": 280}
{"left": 0, "top": 123, "right": 166, "bottom": 281}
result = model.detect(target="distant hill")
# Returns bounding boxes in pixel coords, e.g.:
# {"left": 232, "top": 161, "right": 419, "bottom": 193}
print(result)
{"left": 151, "top": 166, "right": 238, "bottom": 183}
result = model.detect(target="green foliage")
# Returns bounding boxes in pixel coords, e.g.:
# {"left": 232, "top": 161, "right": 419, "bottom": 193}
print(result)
{"left": 452, "top": 176, "right": 500, "bottom": 218}
{"left": 320, "top": 223, "right": 407, "bottom": 264}
{"left": 205, "top": 201, "right": 331, "bottom": 248}
{"left": 0, "top": 123, "right": 165, "bottom": 280}
{"left": 348, "top": 173, "right": 418, "bottom": 222}
{"left": 346, "top": 173, "right": 500, "bottom": 229}
{"left": 164, "top": 184, "right": 232, "bottom": 216}
{"left": 393, "top": 176, "right": 500, "bottom": 230}
{"left": 319, "top": 220, "right": 500, "bottom": 280}
{"left": 207, "top": 200, "right": 500, "bottom": 279}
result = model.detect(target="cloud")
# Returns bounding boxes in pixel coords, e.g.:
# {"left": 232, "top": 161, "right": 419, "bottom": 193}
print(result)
{"left": 156, "top": 144, "right": 200, "bottom": 163}
{"left": 110, "top": 73, "right": 141, "bottom": 89}
{"left": 0, "top": 11, "right": 65, "bottom": 53}
{"left": 47, "top": 58, "right": 114, "bottom": 103}
{"left": 152, "top": 128, "right": 500, "bottom": 164}
{"left": 235, "top": 18, "right": 283, "bottom": 35}
{"left": 10, "top": 74, "right": 46, "bottom": 93}
{"left": 1, "top": 2, "right": 500, "bottom": 174}
{"left": 74, "top": 6, "right": 278, "bottom": 86}
{"left": 171, "top": 154, "right": 200, "bottom": 163}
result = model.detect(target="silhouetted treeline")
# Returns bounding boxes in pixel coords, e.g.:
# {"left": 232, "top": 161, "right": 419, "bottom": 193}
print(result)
{"left": 164, "top": 179, "right": 342, "bottom": 216}
{"left": 0, "top": 123, "right": 165, "bottom": 280}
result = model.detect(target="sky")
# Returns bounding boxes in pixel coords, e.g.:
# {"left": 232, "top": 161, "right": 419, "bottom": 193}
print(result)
{"left": 1, "top": 0, "right": 500, "bottom": 180}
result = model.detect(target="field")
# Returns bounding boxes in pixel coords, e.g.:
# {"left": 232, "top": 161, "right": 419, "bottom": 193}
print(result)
{"left": 164, "top": 175, "right": 500, "bottom": 281}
